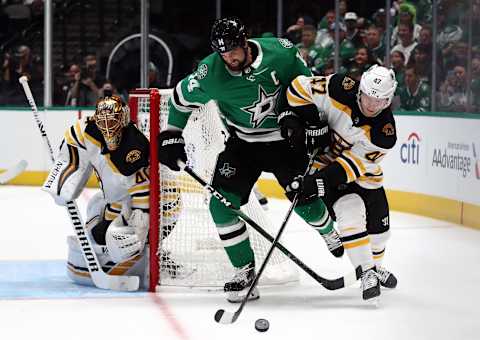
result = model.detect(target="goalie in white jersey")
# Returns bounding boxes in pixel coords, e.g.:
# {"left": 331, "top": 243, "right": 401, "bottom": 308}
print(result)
{"left": 286, "top": 65, "right": 398, "bottom": 301}
{"left": 42, "top": 96, "right": 159, "bottom": 288}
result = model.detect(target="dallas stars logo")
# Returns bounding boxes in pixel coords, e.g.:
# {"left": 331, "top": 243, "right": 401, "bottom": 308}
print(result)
{"left": 241, "top": 85, "right": 281, "bottom": 128}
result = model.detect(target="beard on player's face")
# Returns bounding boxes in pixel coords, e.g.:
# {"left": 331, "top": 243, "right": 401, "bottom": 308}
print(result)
{"left": 221, "top": 46, "right": 247, "bottom": 72}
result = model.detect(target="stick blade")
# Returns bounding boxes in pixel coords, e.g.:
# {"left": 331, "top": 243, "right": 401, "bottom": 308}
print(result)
{"left": 92, "top": 272, "right": 140, "bottom": 291}
{"left": 0, "top": 160, "right": 28, "bottom": 184}
{"left": 214, "top": 309, "right": 237, "bottom": 324}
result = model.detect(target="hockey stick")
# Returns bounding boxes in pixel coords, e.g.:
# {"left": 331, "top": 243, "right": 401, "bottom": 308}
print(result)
{"left": 180, "top": 161, "right": 360, "bottom": 292}
{"left": 213, "top": 150, "right": 319, "bottom": 324}
{"left": 19, "top": 76, "right": 139, "bottom": 291}
{"left": 0, "top": 160, "right": 28, "bottom": 184}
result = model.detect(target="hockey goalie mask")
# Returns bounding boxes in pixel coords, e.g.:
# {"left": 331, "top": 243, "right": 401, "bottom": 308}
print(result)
{"left": 358, "top": 65, "right": 397, "bottom": 117}
{"left": 94, "top": 96, "right": 130, "bottom": 151}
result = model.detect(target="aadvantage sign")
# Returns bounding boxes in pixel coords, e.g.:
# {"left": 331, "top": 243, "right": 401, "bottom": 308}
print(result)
{"left": 431, "top": 142, "right": 472, "bottom": 178}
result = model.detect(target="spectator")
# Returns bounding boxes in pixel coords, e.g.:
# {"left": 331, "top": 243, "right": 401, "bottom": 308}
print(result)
{"left": 391, "top": 50, "right": 406, "bottom": 88}
{"left": 472, "top": 57, "right": 480, "bottom": 111}
{"left": 148, "top": 62, "right": 162, "bottom": 88}
{"left": 442, "top": 41, "right": 468, "bottom": 75}
{"left": 83, "top": 54, "right": 105, "bottom": 88}
{"left": 438, "top": 65, "right": 468, "bottom": 112}
{"left": 98, "top": 81, "right": 120, "bottom": 99}
{"left": 1, "top": 44, "right": 42, "bottom": 105}
{"left": 409, "top": 44, "right": 431, "bottom": 83}
{"left": 315, "top": 9, "right": 336, "bottom": 48}
{"left": 398, "top": 66, "right": 431, "bottom": 111}
{"left": 65, "top": 63, "right": 99, "bottom": 106}
{"left": 391, "top": 3, "right": 422, "bottom": 47}
{"left": 365, "top": 25, "right": 386, "bottom": 63}
{"left": 285, "top": 15, "right": 315, "bottom": 45}
{"left": 344, "top": 46, "right": 375, "bottom": 80}
{"left": 391, "top": 22, "right": 418, "bottom": 65}
{"left": 344, "top": 12, "right": 363, "bottom": 49}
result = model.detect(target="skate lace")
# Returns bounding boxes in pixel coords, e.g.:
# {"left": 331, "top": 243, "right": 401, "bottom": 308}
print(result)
{"left": 231, "top": 263, "right": 252, "bottom": 283}
{"left": 361, "top": 269, "right": 379, "bottom": 290}
{"left": 323, "top": 230, "right": 342, "bottom": 250}
{"left": 376, "top": 266, "right": 390, "bottom": 284}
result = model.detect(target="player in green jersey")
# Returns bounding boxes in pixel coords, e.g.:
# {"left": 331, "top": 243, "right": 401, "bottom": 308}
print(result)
{"left": 157, "top": 17, "right": 344, "bottom": 303}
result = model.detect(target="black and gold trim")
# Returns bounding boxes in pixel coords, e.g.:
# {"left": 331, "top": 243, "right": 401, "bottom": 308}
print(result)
{"left": 57, "top": 144, "right": 79, "bottom": 195}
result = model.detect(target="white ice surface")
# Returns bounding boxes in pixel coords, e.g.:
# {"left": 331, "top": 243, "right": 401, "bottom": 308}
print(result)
{"left": 0, "top": 185, "right": 479, "bottom": 340}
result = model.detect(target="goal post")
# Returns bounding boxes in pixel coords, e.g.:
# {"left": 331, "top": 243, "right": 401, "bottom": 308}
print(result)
{"left": 129, "top": 88, "right": 298, "bottom": 291}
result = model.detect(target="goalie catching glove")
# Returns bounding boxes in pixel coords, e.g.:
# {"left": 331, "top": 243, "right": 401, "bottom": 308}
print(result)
{"left": 157, "top": 130, "right": 187, "bottom": 171}
{"left": 106, "top": 209, "right": 149, "bottom": 263}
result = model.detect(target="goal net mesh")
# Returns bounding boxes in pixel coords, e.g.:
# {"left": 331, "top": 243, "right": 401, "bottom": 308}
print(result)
{"left": 129, "top": 88, "right": 298, "bottom": 290}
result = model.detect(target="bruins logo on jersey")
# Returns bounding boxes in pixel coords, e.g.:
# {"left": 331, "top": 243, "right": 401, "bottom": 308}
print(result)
{"left": 382, "top": 123, "right": 395, "bottom": 136}
{"left": 342, "top": 76, "right": 356, "bottom": 90}
{"left": 126, "top": 150, "right": 141, "bottom": 163}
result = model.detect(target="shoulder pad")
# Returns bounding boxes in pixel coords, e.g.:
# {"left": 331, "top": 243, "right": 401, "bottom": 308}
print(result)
{"left": 327, "top": 74, "right": 358, "bottom": 108}
{"left": 108, "top": 123, "right": 150, "bottom": 176}
{"left": 370, "top": 109, "right": 397, "bottom": 149}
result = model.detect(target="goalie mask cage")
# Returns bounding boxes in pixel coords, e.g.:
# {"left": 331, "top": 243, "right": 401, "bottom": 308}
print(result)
{"left": 129, "top": 88, "right": 298, "bottom": 291}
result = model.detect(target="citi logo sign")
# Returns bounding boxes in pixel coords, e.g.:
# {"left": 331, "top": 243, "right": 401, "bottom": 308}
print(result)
{"left": 400, "top": 132, "right": 420, "bottom": 164}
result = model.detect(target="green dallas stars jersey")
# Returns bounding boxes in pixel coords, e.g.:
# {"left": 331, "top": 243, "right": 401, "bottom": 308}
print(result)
{"left": 168, "top": 37, "right": 312, "bottom": 142}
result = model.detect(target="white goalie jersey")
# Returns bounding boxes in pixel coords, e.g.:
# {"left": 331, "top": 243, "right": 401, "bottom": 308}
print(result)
{"left": 287, "top": 74, "right": 397, "bottom": 189}
{"left": 42, "top": 116, "right": 150, "bottom": 211}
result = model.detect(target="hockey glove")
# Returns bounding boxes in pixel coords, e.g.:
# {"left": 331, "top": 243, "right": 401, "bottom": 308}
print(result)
{"left": 285, "top": 173, "right": 327, "bottom": 202}
{"left": 278, "top": 110, "right": 305, "bottom": 151}
{"left": 305, "top": 121, "right": 330, "bottom": 154}
{"left": 157, "top": 130, "right": 187, "bottom": 171}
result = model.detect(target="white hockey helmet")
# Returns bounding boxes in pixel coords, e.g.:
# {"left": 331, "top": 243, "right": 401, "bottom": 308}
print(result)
{"left": 359, "top": 65, "right": 397, "bottom": 113}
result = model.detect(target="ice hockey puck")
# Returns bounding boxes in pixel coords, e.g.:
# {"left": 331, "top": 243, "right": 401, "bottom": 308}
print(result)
{"left": 255, "top": 318, "right": 269, "bottom": 332}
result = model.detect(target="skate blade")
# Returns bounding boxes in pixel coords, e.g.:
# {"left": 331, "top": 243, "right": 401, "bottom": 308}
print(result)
{"left": 366, "top": 296, "right": 380, "bottom": 308}
{"left": 227, "top": 287, "right": 260, "bottom": 303}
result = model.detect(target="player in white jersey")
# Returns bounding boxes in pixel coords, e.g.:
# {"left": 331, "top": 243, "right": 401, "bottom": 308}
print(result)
{"left": 285, "top": 65, "right": 398, "bottom": 301}
{"left": 42, "top": 96, "right": 178, "bottom": 288}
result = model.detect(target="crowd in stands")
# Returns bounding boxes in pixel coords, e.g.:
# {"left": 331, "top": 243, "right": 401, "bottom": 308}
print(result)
{"left": 0, "top": 0, "right": 479, "bottom": 113}
{"left": 284, "top": 0, "right": 479, "bottom": 113}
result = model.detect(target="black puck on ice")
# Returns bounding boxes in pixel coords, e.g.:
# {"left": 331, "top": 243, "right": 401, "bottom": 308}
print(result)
{"left": 255, "top": 318, "right": 269, "bottom": 332}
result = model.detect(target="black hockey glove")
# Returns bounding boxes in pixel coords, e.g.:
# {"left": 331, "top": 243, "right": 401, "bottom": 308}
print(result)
{"left": 285, "top": 173, "right": 327, "bottom": 202}
{"left": 278, "top": 110, "right": 305, "bottom": 151}
{"left": 305, "top": 121, "right": 330, "bottom": 154}
{"left": 157, "top": 130, "right": 187, "bottom": 171}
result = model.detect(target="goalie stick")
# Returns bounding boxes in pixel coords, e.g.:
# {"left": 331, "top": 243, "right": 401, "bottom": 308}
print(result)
{"left": 19, "top": 76, "right": 139, "bottom": 291}
{"left": 0, "top": 160, "right": 28, "bottom": 184}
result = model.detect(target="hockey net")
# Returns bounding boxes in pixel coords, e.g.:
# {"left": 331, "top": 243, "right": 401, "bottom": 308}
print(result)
{"left": 129, "top": 88, "right": 298, "bottom": 291}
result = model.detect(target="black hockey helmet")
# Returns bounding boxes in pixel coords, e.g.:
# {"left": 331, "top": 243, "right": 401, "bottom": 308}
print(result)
{"left": 210, "top": 17, "right": 247, "bottom": 53}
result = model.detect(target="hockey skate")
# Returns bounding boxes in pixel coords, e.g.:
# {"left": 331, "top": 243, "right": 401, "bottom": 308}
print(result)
{"left": 377, "top": 266, "right": 398, "bottom": 288}
{"left": 224, "top": 262, "right": 260, "bottom": 303}
{"left": 361, "top": 267, "right": 381, "bottom": 302}
{"left": 321, "top": 229, "right": 344, "bottom": 257}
